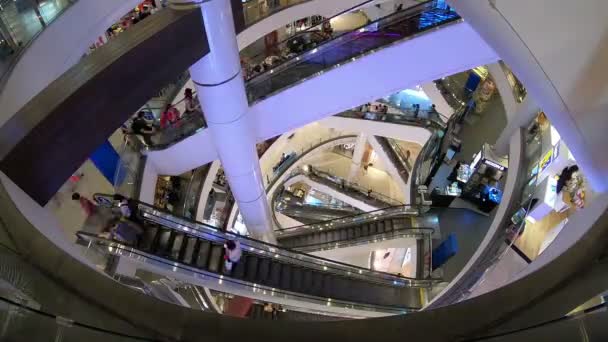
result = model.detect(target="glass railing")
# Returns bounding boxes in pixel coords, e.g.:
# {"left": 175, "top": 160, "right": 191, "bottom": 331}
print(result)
{"left": 180, "top": 164, "right": 210, "bottom": 220}
{"left": 92, "top": 193, "right": 432, "bottom": 287}
{"left": 245, "top": 0, "right": 460, "bottom": 102}
{"left": 0, "top": 296, "right": 153, "bottom": 341}
{"left": 300, "top": 165, "right": 404, "bottom": 207}
{"left": 113, "top": 135, "right": 146, "bottom": 198}
{"left": 0, "top": 0, "right": 78, "bottom": 87}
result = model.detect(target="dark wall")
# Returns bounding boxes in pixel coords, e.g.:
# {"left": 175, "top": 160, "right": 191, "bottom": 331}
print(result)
{"left": 0, "top": 9, "right": 208, "bottom": 205}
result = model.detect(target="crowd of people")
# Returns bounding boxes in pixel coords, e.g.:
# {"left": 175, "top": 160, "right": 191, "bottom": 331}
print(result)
{"left": 123, "top": 88, "right": 202, "bottom": 147}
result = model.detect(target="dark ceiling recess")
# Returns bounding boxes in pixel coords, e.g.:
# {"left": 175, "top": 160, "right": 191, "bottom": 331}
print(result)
{"left": 0, "top": 8, "right": 209, "bottom": 205}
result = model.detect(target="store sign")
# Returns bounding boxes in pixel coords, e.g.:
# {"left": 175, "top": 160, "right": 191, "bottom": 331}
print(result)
{"left": 539, "top": 141, "right": 561, "bottom": 174}
{"left": 484, "top": 159, "right": 506, "bottom": 171}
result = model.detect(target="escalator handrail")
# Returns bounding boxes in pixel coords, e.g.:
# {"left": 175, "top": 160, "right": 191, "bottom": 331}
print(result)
{"left": 246, "top": 0, "right": 455, "bottom": 88}
{"left": 75, "top": 231, "right": 416, "bottom": 312}
{"left": 93, "top": 193, "right": 432, "bottom": 286}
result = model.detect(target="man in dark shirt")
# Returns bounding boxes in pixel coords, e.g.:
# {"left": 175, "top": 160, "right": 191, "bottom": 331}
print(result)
{"left": 131, "top": 112, "right": 155, "bottom": 145}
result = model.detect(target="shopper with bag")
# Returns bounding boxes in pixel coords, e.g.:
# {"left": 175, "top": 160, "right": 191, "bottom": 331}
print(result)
{"left": 224, "top": 240, "right": 242, "bottom": 272}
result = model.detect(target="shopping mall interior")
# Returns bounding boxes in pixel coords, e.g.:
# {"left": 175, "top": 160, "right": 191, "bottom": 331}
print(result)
{"left": 0, "top": 0, "right": 607, "bottom": 340}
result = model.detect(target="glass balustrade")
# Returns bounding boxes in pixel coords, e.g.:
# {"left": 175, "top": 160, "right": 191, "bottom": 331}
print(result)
{"left": 245, "top": 1, "right": 460, "bottom": 102}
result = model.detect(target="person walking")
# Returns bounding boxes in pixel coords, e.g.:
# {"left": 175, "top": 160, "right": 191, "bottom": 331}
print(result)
{"left": 131, "top": 112, "right": 156, "bottom": 145}
{"left": 72, "top": 192, "right": 97, "bottom": 217}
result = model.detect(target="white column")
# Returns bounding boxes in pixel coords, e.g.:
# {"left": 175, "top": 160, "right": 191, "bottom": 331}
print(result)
{"left": 447, "top": 0, "right": 608, "bottom": 192}
{"left": 347, "top": 133, "right": 368, "bottom": 181}
{"left": 493, "top": 97, "right": 539, "bottom": 156}
{"left": 171, "top": 0, "right": 275, "bottom": 242}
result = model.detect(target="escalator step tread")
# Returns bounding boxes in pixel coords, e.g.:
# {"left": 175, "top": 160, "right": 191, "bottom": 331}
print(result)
{"left": 170, "top": 234, "right": 184, "bottom": 260}
{"left": 302, "top": 270, "right": 313, "bottom": 291}
{"left": 369, "top": 223, "right": 377, "bottom": 234}
{"left": 354, "top": 226, "right": 362, "bottom": 238}
{"left": 233, "top": 256, "right": 247, "bottom": 279}
{"left": 310, "top": 272, "right": 324, "bottom": 297}
{"left": 318, "top": 232, "right": 328, "bottom": 244}
{"left": 139, "top": 226, "right": 158, "bottom": 252}
{"left": 339, "top": 229, "right": 348, "bottom": 241}
{"left": 156, "top": 230, "right": 172, "bottom": 255}
{"left": 360, "top": 224, "right": 369, "bottom": 236}
{"left": 182, "top": 237, "right": 198, "bottom": 264}
{"left": 245, "top": 255, "right": 259, "bottom": 282}
{"left": 385, "top": 219, "right": 394, "bottom": 232}
{"left": 208, "top": 244, "right": 224, "bottom": 273}
{"left": 291, "top": 267, "right": 303, "bottom": 292}
{"left": 257, "top": 258, "right": 271, "bottom": 283}
{"left": 279, "top": 264, "right": 292, "bottom": 290}
{"left": 321, "top": 274, "right": 332, "bottom": 297}
{"left": 347, "top": 228, "right": 355, "bottom": 239}
{"left": 195, "top": 241, "right": 211, "bottom": 269}
{"left": 377, "top": 221, "right": 385, "bottom": 233}
{"left": 269, "top": 261, "right": 281, "bottom": 287}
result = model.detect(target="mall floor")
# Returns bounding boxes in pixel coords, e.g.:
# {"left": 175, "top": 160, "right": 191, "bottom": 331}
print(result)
{"left": 431, "top": 207, "right": 493, "bottom": 282}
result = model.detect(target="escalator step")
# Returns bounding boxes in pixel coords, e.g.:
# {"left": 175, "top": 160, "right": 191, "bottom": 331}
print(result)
{"left": 208, "top": 244, "right": 224, "bottom": 273}
{"left": 321, "top": 274, "right": 332, "bottom": 298}
{"left": 279, "top": 264, "right": 292, "bottom": 290}
{"left": 306, "top": 234, "right": 317, "bottom": 246}
{"left": 385, "top": 219, "right": 394, "bottom": 232}
{"left": 339, "top": 229, "right": 348, "bottom": 241}
{"left": 170, "top": 234, "right": 185, "bottom": 260}
{"left": 182, "top": 237, "right": 198, "bottom": 264}
{"left": 354, "top": 226, "right": 362, "bottom": 238}
{"left": 318, "top": 232, "right": 328, "bottom": 244}
{"left": 156, "top": 230, "right": 172, "bottom": 256}
{"left": 195, "top": 241, "right": 211, "bottom": 269}
{"left": 360, "top": 224, "right": 369, "bottom": 237}
{"left": 139, "top": 226, "right": 158, "bottom": 252}
{"left": 291, "top": 267, "right": 303, "bottom": 292}
{"left": 233, "top": 256, "right": 247, "bottom": 279}
{"left": 302, "top": 270, "right": 313, "bottom": 291}
{"left": 377, "top": 221, "right": 385, "bottom": 233}
{"left": 257, "top": 258, "right": 271, "bottom": 283}
{"left": 328, "top": 230, "right": 339, "bottom": 243}
{"left": 245, "top": 255, "right": 259, "bottom": 282}
{"left": 369, "top": 223, "right": 377, "bottom": 235}
{"left": 166, "top": 231, "right": 177, "bottom": 257}
{"left": 310, "top": 272, "right": 324, "bottom": 297}
{"left": 347, "top": 228, "right": 355, "bottom": 240}
{"left": 269, "top": 261, "right": 281, "bottom": 287}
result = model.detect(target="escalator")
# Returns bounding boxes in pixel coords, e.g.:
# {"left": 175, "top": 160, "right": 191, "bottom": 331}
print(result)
{"left": 275, "top": 192, "right": 361, "bottom": 224}
{"left": 82, "top": 194, "right": 433, "bottom": 311}
{"left": 374, "top": 136, "right": 412, "bottom": 186}
{"left": 245, "top": 1, "right": 461, "bottom": 102}
{"left": 275, "top": 205, "right": 433, "bottom": 252}
{"left": 287, "top": 166, "right": 402, "bottom": 210}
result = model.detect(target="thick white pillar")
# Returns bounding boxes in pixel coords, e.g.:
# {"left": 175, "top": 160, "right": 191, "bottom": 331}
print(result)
{"left": 447, "top": 0, "right": 608, "bottom": 192}
{"left": 347, "top": 133, "right": 368, "bottom": 181}
{"left": 171, "top": 0, "right": 274, "bottom": 242}
{"left": 493, "top": 97, "right": 539, "bottom": 156}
